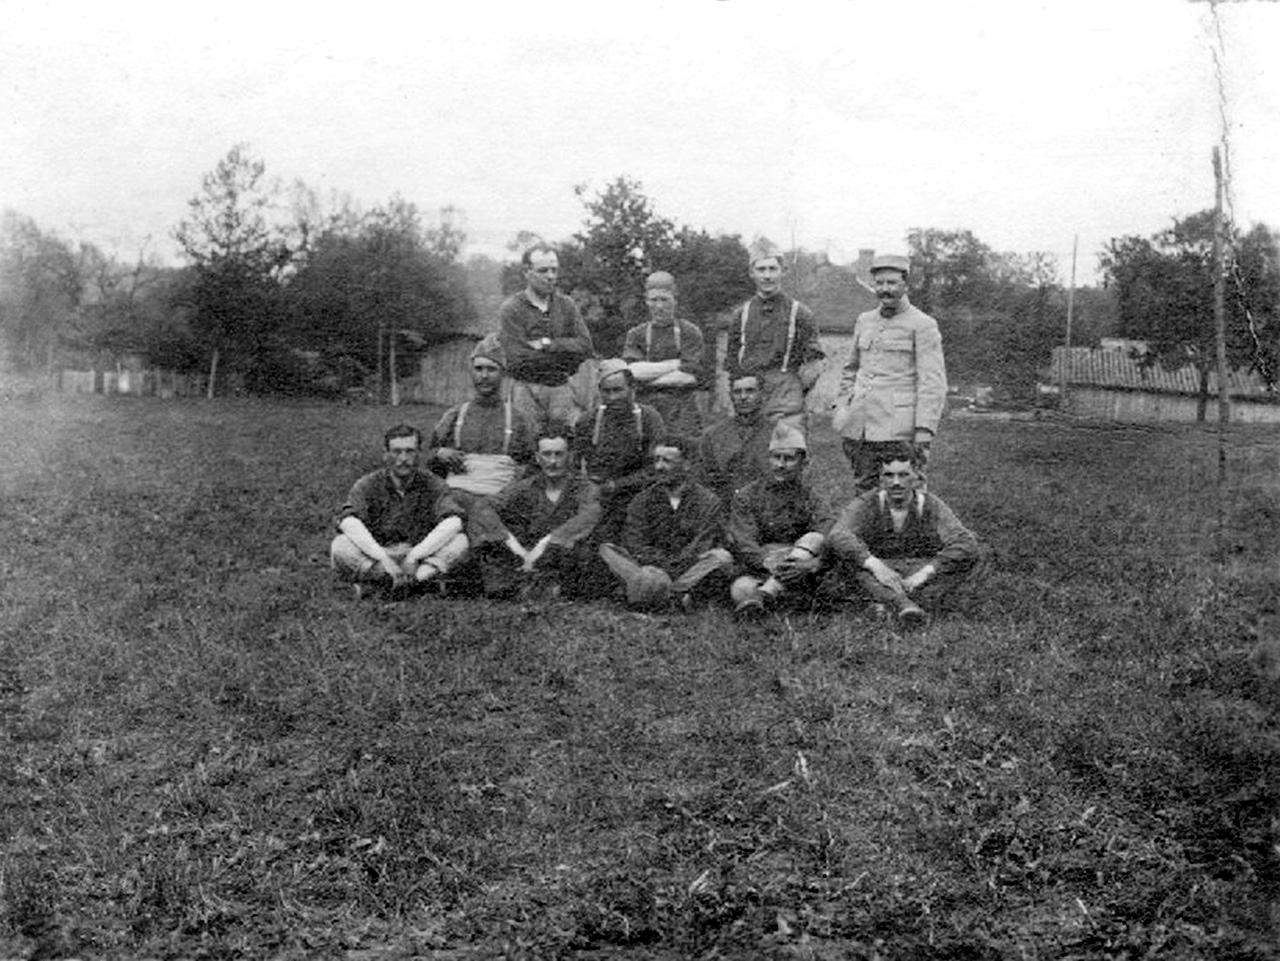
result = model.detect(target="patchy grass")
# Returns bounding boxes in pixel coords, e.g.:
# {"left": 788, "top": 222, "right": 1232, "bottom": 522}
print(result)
{"left": 0, "top": 395, "right": 1277, "bottom": 959}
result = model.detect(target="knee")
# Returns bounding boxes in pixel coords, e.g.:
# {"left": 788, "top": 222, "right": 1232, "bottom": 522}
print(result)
{"left": 730, "top": 575, "right": 761, "bottom": 608}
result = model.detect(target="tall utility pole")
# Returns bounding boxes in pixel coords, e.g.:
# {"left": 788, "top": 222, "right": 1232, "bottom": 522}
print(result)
{"left": 1213, "top": 147, "right": 1229, "bottom": 430}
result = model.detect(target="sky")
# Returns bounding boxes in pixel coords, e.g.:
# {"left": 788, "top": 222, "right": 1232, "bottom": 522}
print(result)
{"left": 2, "top": 0, "right": 1278, "bottom": 284}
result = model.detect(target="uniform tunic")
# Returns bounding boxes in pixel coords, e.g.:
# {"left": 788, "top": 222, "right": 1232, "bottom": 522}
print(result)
{"left": 698, "top": 412, "right": 773, "bottom": 510}
{"left": 728, "top": 478, "right": 834, "bottom": 572}
{"left": 835, "top": 302, "right": 947, "bottom": 443}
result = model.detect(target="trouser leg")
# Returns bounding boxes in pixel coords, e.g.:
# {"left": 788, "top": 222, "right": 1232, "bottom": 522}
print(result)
{"left": 671, "top": 548, "right": 733, "bottom": 598}
{"left": 331, "top": 534, "right": 411, "bottom": 581}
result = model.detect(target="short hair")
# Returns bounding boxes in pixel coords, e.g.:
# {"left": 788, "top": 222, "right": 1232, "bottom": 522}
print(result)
{"left": 521, "top": 244, "right": 559, "bottom": 268}
{"left": 875, "top": 443, "right": 921, "bottom": 471}
{"left": 537, "top": 422, "right": 573, "bottom": 449}
{"left": 654, "top": 434, "right": 698, "bottom": 462}
{"left": 383, "top": 423, "right": 422, "bottom": 449}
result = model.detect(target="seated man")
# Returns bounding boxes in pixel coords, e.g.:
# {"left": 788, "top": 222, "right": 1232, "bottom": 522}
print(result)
{"left": 575, "top": 358, "right": 666, "bottom": 547}
{"left": 477, "top": 427, "right": 602, "bottom": 598}
{"left": 599, "top": 437, "right": 732, "bottom": 611}
{"left": 828, "top": 444, "right": 985, "bottom": 627}
{"left": 621, "top": 270, "right": 706, "bottom": 444}
{"left": 331, "top": 424, "right": 469, "bottom": 597}
{"left": 428, "top": 333, "right": 537, "bottom": 497}
{"left": 727, "top": 422, "right": 835, "bottom": 616}
{"left": 698, "top": 374, "right": 773, "bottom": 513}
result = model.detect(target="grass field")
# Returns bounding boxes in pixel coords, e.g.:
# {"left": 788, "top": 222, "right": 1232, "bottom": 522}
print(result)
{"left": 0, "top": 394, "right": 1277, "bottom": 960}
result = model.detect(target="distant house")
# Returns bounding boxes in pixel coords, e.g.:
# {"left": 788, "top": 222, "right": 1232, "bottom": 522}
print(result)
{"left": 1050, "top": 346, "right": 1280, "bottom": 423}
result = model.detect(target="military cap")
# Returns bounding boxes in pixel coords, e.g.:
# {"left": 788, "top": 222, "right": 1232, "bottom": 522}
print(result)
{"left": 870, "top": 254, "right": 911, "bottom": 275}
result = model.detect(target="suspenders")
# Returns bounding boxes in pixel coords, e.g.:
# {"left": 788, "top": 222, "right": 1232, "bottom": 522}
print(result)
{"left": 738, "top": 299, "right": 800, "bottom": 371}
{"left": 453, "top": 401, "right": 513, "bottom": 456}
{"left": 592, "top": 403, "right": 645, "bottom": 455}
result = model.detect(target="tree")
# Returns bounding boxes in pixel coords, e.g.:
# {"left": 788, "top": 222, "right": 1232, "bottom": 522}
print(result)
{"left": 0, "top": 210, "right": 83, "bottom": 371}
{"left": 1101, "top": 210, "right": 1280, "bottom": 419}
{"left": 508, "top": 179, "right": 753, "bottom": 358}
{"left": 282, "top": 197, "right": 474, "bottom": 398}
{"left": 174, "top": 145, "right": 292, "bottom": 396}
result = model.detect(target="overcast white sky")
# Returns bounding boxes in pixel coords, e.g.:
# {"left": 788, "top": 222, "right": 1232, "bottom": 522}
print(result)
{"left": 3, "top": 0, "right": 1277, "bottom": 283}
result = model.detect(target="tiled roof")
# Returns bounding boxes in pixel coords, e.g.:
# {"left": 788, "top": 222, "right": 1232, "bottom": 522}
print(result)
{"left": 1050, "top": 347, "right": 1275, "bottom": 398}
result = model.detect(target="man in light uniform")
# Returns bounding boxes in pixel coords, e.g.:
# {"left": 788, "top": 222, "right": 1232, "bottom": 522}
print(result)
{"left": 621, "top": 270, "right": 706, "bottom": 444}
{"left": 698, "top": 374, "right": 773, "bottom": 512}
{"left": 727, "top": 422, "right": 835, "bottom": 616}
{"left": 828, "top": 445, "right": 984, "bottom": 627}
{"left": 498, "top": 244, "right": 595, "bottom": 433}
{"left": 599, "top": 437, "right": 732, "bottom": 611}
{"left": 724, "top": 242, "right": 824, "bottom": 429}
{"left": 833, "top": 253, "right": 947, "bottom": 491}
{"left": 331, "top": 425, "right": 469, "bottom": 597}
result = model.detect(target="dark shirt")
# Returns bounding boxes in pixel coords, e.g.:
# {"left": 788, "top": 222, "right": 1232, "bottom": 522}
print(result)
{"left": 339, "top": 469, "right": 465, "bottom": 545}
{"left": 622, "top": 480, "right": 725, "bottom": 574}
{"left": 575, "top": 402, "right": 666, "bottom": 503}
{"left": 724, "top": 293, "right": 823, "bottom": 379}
{"left": 698, "top": 412, "right": 773, "bottom": 509}
{"left": 828, "top": 490, "right": 979, "bottom": 573}
{"left": 498, "top": 290, "right": 594, "bottom": 386}
{"left": 728, "top": 478, "right": 835, "bottom": 570}
{"left": 488, "top": 472, "right": 601, "bottom": 549}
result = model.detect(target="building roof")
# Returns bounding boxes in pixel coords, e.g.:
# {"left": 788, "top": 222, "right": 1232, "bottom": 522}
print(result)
{"left": 1050, "top": 346, "right": 1275, "bottom": 398}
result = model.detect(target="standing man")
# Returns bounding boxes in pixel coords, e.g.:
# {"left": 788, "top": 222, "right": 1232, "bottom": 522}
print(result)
{"left": 621, "top": 270, "right": 706, "bottom": 444}
{"left": 330, "top": 424, "right": 469, "bottom": 597}
{"left": 498, "top": 244, "right": 595, "bottom": 433}
{"left": 727, "top": 422, "right": 835, "bottom": 616}
{"left": 575, "top": 358, "right": 666, "bottom": 547}
{"left": 698, "top": 374, "right": 773, "bottom": 512}
{"left": 828, "top": 445, "right": 985, "bottom": 627}
{"left": 475, "top": 427, "right": 602, "bottom": 599}
{"left": 599, "top": 437, "right": 732, "bottom": 611}
{"left": 724, "top": 243, "right": 825, "bottom": 428}
{"left": 833, "top": 253, "right": 947, "bottom": 491}
{"left": 428, "top": 334, "right": 537, "bottom": 497}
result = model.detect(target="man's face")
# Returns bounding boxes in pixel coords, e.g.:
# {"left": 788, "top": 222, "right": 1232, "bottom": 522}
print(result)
{"left": 536, "top": 437, "right": 570, "bottom": 479}
{"left": 598, "top": 371, "right": 633, "bottom": 408}
{"left": 645, "top": 288, "right": 676, "bottom": 323}
{"left": 525, "top": 251, "right": 559, "bottom": 298}
{"left": 769, "top": 448, "right": 804, "bottom": 484}
{"left": 384, "top": 435, "right": 421, "bottom": 480}
{"left": 879, "top": 458, "right": 918, "bottom": 508}
{"left": 750, "top": 257, "right": 783, "bottom": 298}
{"left": 874, "top": 270, "right": 908, "bottom": 311}
{"left": 730, "top": 377, "right": 762, "bottom": 419}
{"left": 470, "top": 358, "right": 504, "bottom": 399}
{"left": 652, "top": 445, "right": 687, "bottom": 488}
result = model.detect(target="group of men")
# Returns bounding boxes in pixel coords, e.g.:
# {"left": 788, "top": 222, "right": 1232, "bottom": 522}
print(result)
{"left": 329, "top": 243, "right": 985, "bottom": 626}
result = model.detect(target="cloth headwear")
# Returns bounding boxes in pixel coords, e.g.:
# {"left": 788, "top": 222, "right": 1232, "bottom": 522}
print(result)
{"left": 747, "top": 237, "right": 782, "bottom": 267}
{"left": 870, "top": 254, "right": 911, "bottom": 276}
{"left": 768, "top": 420, "right": 807, "bottom": 453}
{"left": 596, "top": 357, "right": 633, "bottom": 385}
{"left": 645, "top": 270, "right": 676, "bottom": 292}
{"left": 470, "top": 333, "right": 507, "bottom": 368}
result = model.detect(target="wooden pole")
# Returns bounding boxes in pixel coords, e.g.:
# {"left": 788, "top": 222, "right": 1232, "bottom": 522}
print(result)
{"left": 1213, "top": 146, "right": 1228, "bottom": 553}
{"left": 1061, "top": 234, "right": 1078, "bottom": 405}
{"left": 1213, "top": 147, "right": 1229, "bottom": 429}
{"left": 389, "top": 329, "right": 400, "bottom": 407}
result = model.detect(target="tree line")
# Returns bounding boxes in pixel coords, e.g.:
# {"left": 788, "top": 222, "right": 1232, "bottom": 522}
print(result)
{"left": 2, "top": 144, "right": 1276, "bottom": 405}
